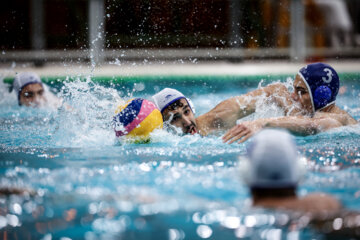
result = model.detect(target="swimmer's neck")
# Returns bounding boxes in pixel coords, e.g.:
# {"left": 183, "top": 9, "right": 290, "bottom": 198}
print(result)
{"left": 252, "top": 196, "right": 298, "bottom": 208}
{"left": 251, "top": 187, "right": 297, "bottom": 206}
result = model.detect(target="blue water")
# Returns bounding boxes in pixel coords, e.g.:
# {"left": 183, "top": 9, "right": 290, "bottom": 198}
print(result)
{"left": 0, "top": 75, "right": 360, "bottom": 240}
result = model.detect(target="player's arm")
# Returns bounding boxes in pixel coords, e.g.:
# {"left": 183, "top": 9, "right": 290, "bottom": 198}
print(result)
{"left": 264, "top": 116, "right": 342, "bottom": 135}
{"left": 222, "top": 115, "right": 342, "bottom": 144}
{"left": 197, "top": 83, "right": 291, "bottom": 135}
{"left": 315, "top": 111, "right": 358, "bottom": 126}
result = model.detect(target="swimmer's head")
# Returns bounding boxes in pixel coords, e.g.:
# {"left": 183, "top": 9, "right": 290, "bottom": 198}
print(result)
{"left": 152, "top": 88, "right": 197, "bottom": 135}
{"left": 13, "top": 72, "right": 45, "bottom": 107}
{"left": 296, "top": 63, "right": 339, "bottom": 113}
{"left": 239, "top": 129, "right": 306, "bottom": 190}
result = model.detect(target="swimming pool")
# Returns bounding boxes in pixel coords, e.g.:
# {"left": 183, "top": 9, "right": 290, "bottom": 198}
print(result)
{"left": 0, "top": 73, "right": 360, "bottom": 240}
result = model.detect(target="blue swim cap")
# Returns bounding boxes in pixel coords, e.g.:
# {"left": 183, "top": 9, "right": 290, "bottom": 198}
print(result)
{"left": 298, "top": 63, "right": 339, "bottom": 112}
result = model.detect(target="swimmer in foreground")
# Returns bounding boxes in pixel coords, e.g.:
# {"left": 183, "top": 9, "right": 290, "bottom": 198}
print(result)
{"left": 12, "top": 72, "right": 65, "bottom": 109}
{"left": 152, "top": 63, "right": 357, "bottom": 141}
{"left": 223, "top": 62, "right": 357, "bottom": 143}
{"left": 239, "top": 129, "right": 360, "bottom": 237}
{"left": 239, "top": 129, "right": 340, "bottom": 214}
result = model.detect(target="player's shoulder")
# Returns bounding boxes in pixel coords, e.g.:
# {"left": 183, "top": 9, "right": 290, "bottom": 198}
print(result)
{"left": 330, "top": 106, "right": 358, "bottom": 125}
{"left": 301, "top": 193, "right": 342, "bottom": 211}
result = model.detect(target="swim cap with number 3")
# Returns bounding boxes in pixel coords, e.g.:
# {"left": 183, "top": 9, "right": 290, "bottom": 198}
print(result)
{"left": 298, "top": 62, "right": 339, "bottom": 112}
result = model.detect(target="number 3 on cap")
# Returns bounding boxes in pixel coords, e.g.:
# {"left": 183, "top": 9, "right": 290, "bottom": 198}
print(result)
{"left": 322, "top": 68, "right": 333, "bottom": 83}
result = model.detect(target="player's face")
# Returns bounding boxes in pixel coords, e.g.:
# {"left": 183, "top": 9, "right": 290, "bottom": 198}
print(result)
{"left": 162, "top": 98, "right": 198, "bottom": 135}
{"left": 291, "top": 74, "right": 313, "bottom": 114}
{"left": 19, "top": 83, "right": 46, "bottom": 107}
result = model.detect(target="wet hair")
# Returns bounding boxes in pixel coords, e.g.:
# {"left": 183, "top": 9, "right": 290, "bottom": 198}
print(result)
{"left": 162, "top": 99, "right": 185, "bottom": 118}
{"left": 168, "top": 99, "right": 184, "bottom": 110}
{"left": 251, "top": 187, "right": 296, "bottom": 199}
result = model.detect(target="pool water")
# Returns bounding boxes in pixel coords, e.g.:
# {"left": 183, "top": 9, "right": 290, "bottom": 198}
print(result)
{"left": 0, "top": 74, "right": 360, "bottom": 240}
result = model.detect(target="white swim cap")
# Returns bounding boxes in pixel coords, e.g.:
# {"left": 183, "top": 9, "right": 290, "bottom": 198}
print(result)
{"left": 13, "top": 72, "right": 42, "bottom": 98}
{"left": 152, "top": 88, "right": 195, "bottom": 114}
{"left": 239, "top": 129, "right": 306, "bottom": 189}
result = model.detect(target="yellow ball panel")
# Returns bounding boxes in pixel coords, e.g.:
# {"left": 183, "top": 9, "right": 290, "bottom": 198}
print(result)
{"left": 127, "top": 109, "right": 163, "bottom": 140}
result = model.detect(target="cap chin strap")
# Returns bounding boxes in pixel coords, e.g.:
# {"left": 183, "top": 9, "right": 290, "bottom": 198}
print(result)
{"left": 316, "top": 101, "right": 335, "bottom": 112}
{"left": 298, "top": 72, "right": 315, "bottom": 114}
{"left": 186, "top": 98, "right": 196, "bottom": 114}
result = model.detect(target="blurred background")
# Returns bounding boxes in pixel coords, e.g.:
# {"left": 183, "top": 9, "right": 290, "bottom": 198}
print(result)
{"left": 1, "top": 0, "right": 360, "bottom": 66}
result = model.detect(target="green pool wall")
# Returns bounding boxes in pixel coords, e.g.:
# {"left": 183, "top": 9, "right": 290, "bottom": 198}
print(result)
{"left": 3, "top": 73, "right": 360, "bottom": 85}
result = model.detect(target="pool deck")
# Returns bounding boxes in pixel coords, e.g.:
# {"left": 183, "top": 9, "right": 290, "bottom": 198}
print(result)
{"left": 1, "top": 60, "right": 360, "bottom": 78}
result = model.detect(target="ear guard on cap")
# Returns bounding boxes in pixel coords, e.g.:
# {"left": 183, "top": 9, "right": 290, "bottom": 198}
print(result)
{"left": 313, "top": 86, "right": 332, "bottom": 110}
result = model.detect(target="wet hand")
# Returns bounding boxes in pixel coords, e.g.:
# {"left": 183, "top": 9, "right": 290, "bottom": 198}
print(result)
{"left": 222, "top": 122, "right": 262, "bottom": 144}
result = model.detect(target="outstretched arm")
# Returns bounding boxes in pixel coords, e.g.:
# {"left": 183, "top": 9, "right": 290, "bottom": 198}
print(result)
{"left": 222, "top": 115, "right": 342, "bottom": 144}
{"left": 264, "top": 116, "right": 342, "bottom": 134}
{"left": 197, "top": 83, "right": 295, "bottom": 135}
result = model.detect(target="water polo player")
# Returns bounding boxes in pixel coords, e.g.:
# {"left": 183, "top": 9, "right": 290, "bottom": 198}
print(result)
{"left": 13, "top": 72, "right": 46, "bottom": 107}
{"left": 13, "top": 72, "right": 64, "bottom": 108}
{"left": 112, "top": 98, "right": 163, "bottom": 143}
{"left": 238, "top": 129, "right": 340, "bottom": 214}
{"left": 239, "top": 129, "right": 360, "bottom": 237}
{"left": 223, "top": 62, "right": 358, "bottom": 143}
{"left": 153, "top": 63, "right": 357, "bottom": 141}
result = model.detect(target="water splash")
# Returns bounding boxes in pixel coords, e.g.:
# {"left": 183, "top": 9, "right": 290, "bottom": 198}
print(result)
{"left": 51, "top": 77, "right": 124, "bottom": 147}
